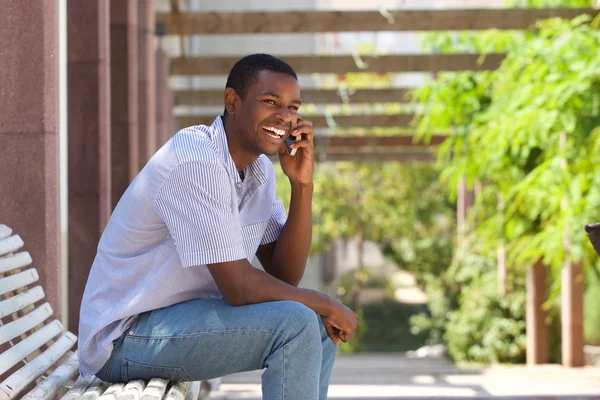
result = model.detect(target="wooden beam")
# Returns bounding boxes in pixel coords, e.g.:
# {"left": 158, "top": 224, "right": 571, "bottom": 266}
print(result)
{"left": 170, "top": 54, "right": 505, "bottom": 75}
{"left": 155, "top": 8, "right": 597, "bottom": 35}
{"left": 175, "top": 88, "right": 412, "bottom": 106}
{"left": 317, "top": 151, "right": 435, "bottom": 162}
{"left": 562, "top": 259, "right": 585, "bottom": 367}
{"left": 527, "top": 259, "right": 549, "bottom": 365}
{"left": 177, "top": 114, "right": 416, "bottom": 129}
{"left": 317, "top": 134, "right": 446, "bottom": 148}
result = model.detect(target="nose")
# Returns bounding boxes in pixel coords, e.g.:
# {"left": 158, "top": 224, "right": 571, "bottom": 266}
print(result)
{"left": 275, "top": 106, "right": 292, "bottom": 125}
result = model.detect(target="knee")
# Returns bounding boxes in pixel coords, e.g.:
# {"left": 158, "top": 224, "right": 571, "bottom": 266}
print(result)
{"left": 277, "top": 301, "right": 321, "bottom": 339}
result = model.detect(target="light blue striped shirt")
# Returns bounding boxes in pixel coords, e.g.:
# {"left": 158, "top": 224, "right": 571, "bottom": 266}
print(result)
{"left": 78, "top": 116, "right": 287, "bottom": 377}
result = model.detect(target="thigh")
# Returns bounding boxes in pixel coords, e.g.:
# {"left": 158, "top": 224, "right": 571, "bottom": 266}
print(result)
{"left": 110, "top": 298, "right": 320, "bottom": 382}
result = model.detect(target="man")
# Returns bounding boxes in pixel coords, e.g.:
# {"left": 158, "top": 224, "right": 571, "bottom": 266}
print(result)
{"left": 78, "top": 54, "right": 358, "bottom": 400}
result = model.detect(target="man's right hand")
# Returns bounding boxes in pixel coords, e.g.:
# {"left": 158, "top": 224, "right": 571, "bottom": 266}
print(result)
{"left": 321, "top": 302, "right": 358, "bottom": 345}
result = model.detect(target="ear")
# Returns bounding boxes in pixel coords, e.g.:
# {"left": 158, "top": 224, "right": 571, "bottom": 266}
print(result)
{"left": 224, "top": 88, "right": 240, "bottom": 115}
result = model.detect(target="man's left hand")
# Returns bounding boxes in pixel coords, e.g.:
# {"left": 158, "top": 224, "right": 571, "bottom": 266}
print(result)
{"left": 279, "top": 117, "right": 314, "bottom": 185}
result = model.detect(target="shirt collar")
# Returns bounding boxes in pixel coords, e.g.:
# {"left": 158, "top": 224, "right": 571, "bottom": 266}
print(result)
{"left": 211, "top": 115, "right": 267, "bottom": 186}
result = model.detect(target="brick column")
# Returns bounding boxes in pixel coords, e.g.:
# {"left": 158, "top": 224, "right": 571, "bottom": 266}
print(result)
{"left": 526, "top": 260, "right": 548, "bottom": 364}
{"left": 67, "top": 0, "right": 111, "bottom": 334}
{"left": 110, "top": 0, "right": 139, "bottom": 209}
{"left": 0, "top": 1, "right": 62, "bottom": 318}
{"left": 137, "top": 0, "right": 156, "bottom": 168}
{"left": 155, "top": 49, "right": 170, "bottom": 148}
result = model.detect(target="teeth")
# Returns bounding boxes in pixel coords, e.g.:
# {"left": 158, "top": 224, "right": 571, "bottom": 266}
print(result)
{"left": 264, "top": 126, "right": 286, "bottom": 136}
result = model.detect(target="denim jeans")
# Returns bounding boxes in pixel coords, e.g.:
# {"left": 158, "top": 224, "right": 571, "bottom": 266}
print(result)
{"left": 96, "top": 298, "right": 338, "bottom": 400}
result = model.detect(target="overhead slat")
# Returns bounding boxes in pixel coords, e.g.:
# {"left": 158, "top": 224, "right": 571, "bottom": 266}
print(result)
{"left": 140, "top": 379, "right": 168, "bottom": 400}
{"left": 155, "top": 8, "right": 597, "bottom": 34}
{"left": 0, "top": 235, "right": 24, "bottom": 257}
{"left": 318, "top": 134, "right": 446, "bottom": 149}
{"left": 0, "top": 225, "right": 12, "bottom": 240}
{"left": 98, "top": 384, "right": 125, "bottom": 400}
{"left": 0, "top": 320, "right": 63, "bottom": 375}
{"left": 0, "top": 286, "right": 45, "bottom": 318}
{"left": 21, "top": 352, "right": 79, "bottom": 400}
{"left": 0, "top": 269, "right": 40, "bottom": 296}
{"left": 178, "top": 113, "right": 416, "bottom": 129}
{"left": 0, "top": 252, "right": 33, "bottom": 274}
{"left": 61, "top": 375, "right": 99, "bottom": 400}
{"left": 0, "top": 302, "right": 52, "bottom": 345}
{"left": 116, "top": 380, "right": 145, "bottom": 400}
{"left": 175, "top": 88, "right": 411, "bottom": 106}
{"left": 170, "top": 54, "right": 505, "bottom": 75}
{"left": 320, "top": 151, "right": 435, "bottom": 162}
{"left": 0, "top": 332, "right": 77, "bottom": 400}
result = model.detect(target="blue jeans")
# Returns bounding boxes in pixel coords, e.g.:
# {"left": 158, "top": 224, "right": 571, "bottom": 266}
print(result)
{"left": 96, "top": 298, "right": 338, "bottom": 400}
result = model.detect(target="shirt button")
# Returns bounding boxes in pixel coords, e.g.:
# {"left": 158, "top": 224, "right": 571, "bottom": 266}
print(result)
{"left": 129, "top": 330, "right": 134, "bottom": 335}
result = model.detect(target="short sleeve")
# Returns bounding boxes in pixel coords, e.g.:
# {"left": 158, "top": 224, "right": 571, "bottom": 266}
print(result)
{"left": 260, "top": 196, "right": 287, "bottom": 245}
{"left": 154, "top": 161, "right": 246, "bottom": 267}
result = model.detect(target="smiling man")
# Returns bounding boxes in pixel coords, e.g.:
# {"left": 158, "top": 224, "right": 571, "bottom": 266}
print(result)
{"left": 77, "top": 54, "right": 357, "bottom": 400}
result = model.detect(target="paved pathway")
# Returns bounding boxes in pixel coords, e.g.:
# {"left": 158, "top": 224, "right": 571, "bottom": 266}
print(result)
{"left": 208, "top": 353, "right": 600, "bottom": 399}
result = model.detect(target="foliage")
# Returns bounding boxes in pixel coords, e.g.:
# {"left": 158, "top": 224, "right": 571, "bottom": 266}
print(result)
{"left": 410, "top": 235, "right": 528, "bottom": 364}
{"left": 414, "top": 15, "right": 600, "bottom": 296}
{"left": 585, "top": 271, "right": 600, "bottom": 345}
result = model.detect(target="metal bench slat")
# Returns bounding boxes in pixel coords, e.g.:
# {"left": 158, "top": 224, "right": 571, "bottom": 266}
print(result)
{"left": 0, "top": 332, "right": 77, "bottom": 400}
{"left": 0, "top": 225, "right": 12, "bottom": 240}
{"left": 164, "top": 382, "right": 188, "bottom": 400}
{"left": 0, "top": 252, "right": 33, "bottom": 274}
{"left": 61, "top": 375, "right": 99, "bottom": 400}
{"left": 0, "top": 269, "right": 40, "bottom": 296}
{"left": 80, "top": 380, "right": 111, "bottom": 400}
{"left": 115, "top": 380, "right": 145, "bottom": 400}
{"left": 183, "top": 382, "right": 200, "bottom": 400}
{"left": 0, "top": 286, "right": 45, "bottom": 318}
{"left": 21, "top": 352, "right": 79, "bottom": 400}
{"left": 0, "top": 320, "right": 63, "bottom": 375}
{"left": 140, "top": 379, "right": 168, "bottom": 400}
{"left": 98, "top": 384, "right": 125, "bottom": 400}
{"left": 0, "top": 236, "right": 24, "bottom": 258}
{"left": 0, "top": 302, "right": 53, "bottom": 345}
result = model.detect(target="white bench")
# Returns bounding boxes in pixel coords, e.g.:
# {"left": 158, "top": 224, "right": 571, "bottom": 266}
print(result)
{"left": 0, "top": 224, "right": 214, "bottom": 400}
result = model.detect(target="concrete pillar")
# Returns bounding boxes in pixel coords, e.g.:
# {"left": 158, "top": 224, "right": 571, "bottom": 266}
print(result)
{"left": 526, "top": 260, "right": 548, "bottom": 365}
{"left": 67, "top": 0, "right": 111, "bottom": 334}
{"left": 155, "top": 49, "right": 170, "bottom": 148}
{"left": 110, "top": 0, "right": 139, "bottom": 209}
{"left": 137, "top": 0, "right": 156, "bottom": 168}
{"left": 0, "top": 1, "right": 62, "bottom": 318}
{"left": 562, "top": 259, "right": 585, "bottom": 367}
{"left": 457, "top": 177, "right": 474, "bottom": 237}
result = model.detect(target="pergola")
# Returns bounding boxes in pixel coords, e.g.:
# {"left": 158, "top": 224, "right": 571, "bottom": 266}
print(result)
{"left": 0, "top": 1, "right": 597, "bottom": 371}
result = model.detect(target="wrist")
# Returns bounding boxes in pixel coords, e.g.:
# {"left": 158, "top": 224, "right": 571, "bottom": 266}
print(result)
{"left": 289, "top": 180, "right": 314, "bottom": 191}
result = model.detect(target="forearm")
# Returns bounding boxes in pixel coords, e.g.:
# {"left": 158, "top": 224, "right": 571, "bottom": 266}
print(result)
{"left": 210, "top": 258, "right": 332, "bottom": 315}
{"left": 269, "top": 181, "right": 313, "bottom": 285}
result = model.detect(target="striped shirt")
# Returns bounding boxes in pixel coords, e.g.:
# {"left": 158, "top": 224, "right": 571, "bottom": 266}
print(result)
{"left": 78, "top": 116, "right": 287, "bottom": 378}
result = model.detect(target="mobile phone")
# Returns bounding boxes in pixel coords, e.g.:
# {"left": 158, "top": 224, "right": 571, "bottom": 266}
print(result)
{"left": 585, "top": 222, "right": 600, "bottom": 256}
{"left": 284, "top": 134, "right": 301, "bottom": 156}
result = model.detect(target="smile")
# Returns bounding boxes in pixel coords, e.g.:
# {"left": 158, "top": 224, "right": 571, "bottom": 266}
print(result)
{"left": 262, "top": 126, "right": 287, "bottom": 141}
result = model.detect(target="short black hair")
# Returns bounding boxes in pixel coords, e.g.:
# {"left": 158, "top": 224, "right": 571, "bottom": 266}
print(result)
{"left": 224, "top": 54, "right": 297, "bottom": 114}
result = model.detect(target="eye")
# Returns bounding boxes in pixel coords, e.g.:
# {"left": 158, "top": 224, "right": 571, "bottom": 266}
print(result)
{"left": 289, "top": 106, "right": 299, "bottom": 111}
{"left": 264, "top": 99, "right": 276, "bottom": 105}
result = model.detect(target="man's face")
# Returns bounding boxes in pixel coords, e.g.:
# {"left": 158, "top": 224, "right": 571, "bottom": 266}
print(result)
{"left": 236, "top": 70, "right": 301, "bottom": 157}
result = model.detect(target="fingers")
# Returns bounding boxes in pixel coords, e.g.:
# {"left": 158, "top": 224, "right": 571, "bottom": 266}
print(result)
{"left": 326, "top": 324, "right": 341, "bottom": 346}
{"left": 287, "top": 139, "right": 313, "bottom": 152}
{"left": 291, "top": 118, "right": 313, "bottom": 141}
